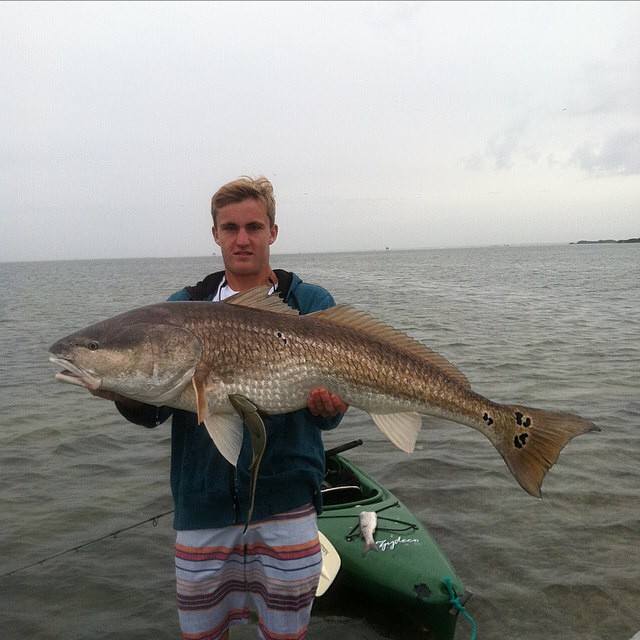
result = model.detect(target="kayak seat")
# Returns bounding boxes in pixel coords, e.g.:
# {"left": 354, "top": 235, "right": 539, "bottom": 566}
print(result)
{"left": 322, "top": 454, "right": 377, "bottom": 506}
{"left": 321, "top": 485, "right": 364, "bottom": 506}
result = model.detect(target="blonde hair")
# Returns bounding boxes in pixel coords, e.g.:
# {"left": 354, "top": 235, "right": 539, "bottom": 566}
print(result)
{"left": 211, "top": 175, "right": 276, "bottom": 228}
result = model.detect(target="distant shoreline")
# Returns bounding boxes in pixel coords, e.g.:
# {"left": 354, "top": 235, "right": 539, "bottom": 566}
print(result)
{"left": 571, "top": 238, "right": 639, "bottom": 244}
{"left": 3, "top": 241, "right": 640, "bottom": 264}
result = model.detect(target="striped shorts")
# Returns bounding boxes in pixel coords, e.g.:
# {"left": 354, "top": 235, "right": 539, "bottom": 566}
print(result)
{"left": 175, "top": 504, "right": 322, "bottom": 640}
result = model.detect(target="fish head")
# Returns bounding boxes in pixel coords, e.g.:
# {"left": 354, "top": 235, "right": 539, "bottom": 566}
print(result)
{"left": 49, "top": 308, "right": 203, "bottom": 405}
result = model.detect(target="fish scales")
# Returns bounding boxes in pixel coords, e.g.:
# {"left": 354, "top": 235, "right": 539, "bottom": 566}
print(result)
{"left": 49, "top": 289, "right": 600, "bottom": 498}
{"left": 192, "top": 302, "right": 463, "bottom": 415}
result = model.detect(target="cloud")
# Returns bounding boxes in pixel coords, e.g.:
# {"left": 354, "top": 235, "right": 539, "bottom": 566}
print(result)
{"left": 1, "top": 1, "right": 639, "bottom": 262}
{"left": 463, "top": 117, "right": 543, "bottom": 171}
{"left": 572, "top": 130, "right": 640, "bottom": 176}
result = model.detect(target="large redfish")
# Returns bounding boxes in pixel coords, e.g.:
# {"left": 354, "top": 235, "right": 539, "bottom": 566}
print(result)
{"left": 49, "top": 287, "right": 599, "bottom": 497}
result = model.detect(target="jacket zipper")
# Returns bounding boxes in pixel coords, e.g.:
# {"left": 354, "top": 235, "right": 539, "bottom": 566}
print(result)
{"left": 229, "top": 464, "right": 241, "bottom": 524}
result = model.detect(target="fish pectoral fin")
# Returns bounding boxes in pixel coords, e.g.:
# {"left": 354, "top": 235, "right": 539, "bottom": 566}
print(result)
{"left": 369, "top": 412, "right": 422, "bottom": 454}
{"left": 228, "top": 394, "right": 267, "bottom": 471}
{"left": 191, "top": 369, "right": 209, "bottom": 426}
{"left": 202, "top": 413, "right": 244, "bottom": 466}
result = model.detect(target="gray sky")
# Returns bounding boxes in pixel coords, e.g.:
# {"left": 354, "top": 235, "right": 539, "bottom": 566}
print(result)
{"left": 2, "top": 1, "right": 639, "bottom": 262}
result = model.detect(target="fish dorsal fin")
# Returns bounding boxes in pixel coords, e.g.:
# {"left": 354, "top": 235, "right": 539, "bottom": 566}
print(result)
{"left": 223, "top": 286, "right": 300, "bottom": 315}
{"left": 313, "top": 305, "right": 471, "bottom": 388}
{"left": 202, "top": 413, "right": 245, "bottom": 466}
{"left": 369, "top": 412, "right": 422, "bottom": 454}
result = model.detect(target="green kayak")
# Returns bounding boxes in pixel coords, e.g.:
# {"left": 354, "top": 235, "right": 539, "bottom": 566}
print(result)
{"left": 317, "top": 440, "right": 471, "bottom": 640}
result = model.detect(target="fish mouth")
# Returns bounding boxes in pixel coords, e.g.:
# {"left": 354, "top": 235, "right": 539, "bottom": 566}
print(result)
{"left": 49, "top": 356, "right": 102, "bottom": 390}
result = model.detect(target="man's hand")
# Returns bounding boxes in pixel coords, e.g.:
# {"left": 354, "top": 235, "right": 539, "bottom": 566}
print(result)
{"left": 307, "top": 387, "right": 349, "bottom": 417}
{"left": 89, "top": 388, "right": 121, "bottom": 401}
{"left": 89, "top": 388, "right": 143, "bottom": 410}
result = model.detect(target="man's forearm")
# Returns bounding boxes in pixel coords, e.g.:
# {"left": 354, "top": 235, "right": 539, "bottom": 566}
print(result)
{"left": 114, "top": 399, "right": 163, "bottom": 427}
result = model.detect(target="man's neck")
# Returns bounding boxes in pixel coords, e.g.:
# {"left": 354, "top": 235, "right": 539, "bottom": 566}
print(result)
{"left": 224, "top": 269, "right": 278, "bottom": 292}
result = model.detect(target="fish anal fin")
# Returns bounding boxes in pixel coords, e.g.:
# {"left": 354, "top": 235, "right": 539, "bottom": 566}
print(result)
{"left": 369, "top": 412, "right": 422, "bottom": 454}
{"left": 223, "top": 286, "right": 299, "bottom": 315}
{"left": 313, "top": 306, "right": 470, "bottom": 388}
{"left": 203, "top": 413, "right": 245, "bottom": 466}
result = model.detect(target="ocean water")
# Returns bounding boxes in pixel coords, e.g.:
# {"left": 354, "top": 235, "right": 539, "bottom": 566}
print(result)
{"left": 1, "top": 244, "right": 639, "bottom": 640}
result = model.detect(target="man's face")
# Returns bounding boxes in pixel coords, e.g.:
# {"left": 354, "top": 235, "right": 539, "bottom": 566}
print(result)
{"left": 212, "top": 198, "right": 278, "bottom": 279}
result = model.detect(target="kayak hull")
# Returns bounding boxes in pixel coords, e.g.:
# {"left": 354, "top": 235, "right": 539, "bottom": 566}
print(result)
{"left": 317, "top": 452, "right": 468, "bottom": 640}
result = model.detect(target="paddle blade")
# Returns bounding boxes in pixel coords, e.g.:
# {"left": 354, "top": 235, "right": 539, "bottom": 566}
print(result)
{"left": 316, "top": 531, "right": 341, "bottom": 596}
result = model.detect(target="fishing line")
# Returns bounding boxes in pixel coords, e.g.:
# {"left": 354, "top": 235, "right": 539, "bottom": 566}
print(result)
{"left": 2, "top": 509, "right": 174, "bottom": 578}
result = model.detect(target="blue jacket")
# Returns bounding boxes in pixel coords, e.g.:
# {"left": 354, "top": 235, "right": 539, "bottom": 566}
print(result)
{"left": 117, "top": 271, "right": 342, "bottom": 530}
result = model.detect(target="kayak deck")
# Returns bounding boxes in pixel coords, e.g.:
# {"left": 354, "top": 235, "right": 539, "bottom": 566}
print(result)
{"left": 317, "top": 448, "right": 470, "bottom": 640}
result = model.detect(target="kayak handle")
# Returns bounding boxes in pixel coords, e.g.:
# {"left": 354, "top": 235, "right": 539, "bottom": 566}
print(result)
{"left": 324, "top": 439, "right": 364, "bottom": 457}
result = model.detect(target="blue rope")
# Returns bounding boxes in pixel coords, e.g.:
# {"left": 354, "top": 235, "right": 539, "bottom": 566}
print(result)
{"left": 443, "top": 576, "right": 477, "bottom": 640}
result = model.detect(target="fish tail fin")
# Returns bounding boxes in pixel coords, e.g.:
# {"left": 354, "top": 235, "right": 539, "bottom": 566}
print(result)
{"left": 362, "top": 542, "right": 378, "bottom": 557}
{"left": 495, "top": 405, "right": 600, "bottom": 498}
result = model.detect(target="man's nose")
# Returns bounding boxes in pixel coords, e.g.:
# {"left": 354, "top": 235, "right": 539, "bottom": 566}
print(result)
{"left": 236, "top": 227, "right": 250, "bottom": 244}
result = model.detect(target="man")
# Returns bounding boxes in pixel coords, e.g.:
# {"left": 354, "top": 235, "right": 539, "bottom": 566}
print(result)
{"left": 94, "top": 175, "right": 348, "bottom": 640}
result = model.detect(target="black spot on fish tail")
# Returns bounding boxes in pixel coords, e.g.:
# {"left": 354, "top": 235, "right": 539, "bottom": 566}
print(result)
{"left": 514, "top": 411, "right": 533, "bottom": 429}
{"left": 513, "top": 433, "right": 529, "bottom": 449}
{"left": 483, "top": 412, "right": 494, "bottom": 426}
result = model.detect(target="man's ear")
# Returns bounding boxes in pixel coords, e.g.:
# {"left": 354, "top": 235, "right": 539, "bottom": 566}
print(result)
{"left": 212, "top": 225, "right": 220, "bottom": 245}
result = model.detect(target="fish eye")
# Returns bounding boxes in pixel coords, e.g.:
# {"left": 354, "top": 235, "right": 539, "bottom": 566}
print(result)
{"left": 87, "top": 340, "right": 100, "bottom": 351}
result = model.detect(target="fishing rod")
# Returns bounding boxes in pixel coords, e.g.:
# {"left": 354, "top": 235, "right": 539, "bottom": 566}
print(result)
{"left": 2, "top": 509, "right": 175, "bottom": 578}
{"left": 4, "top": 443, "right": 365, "bottom": 578}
